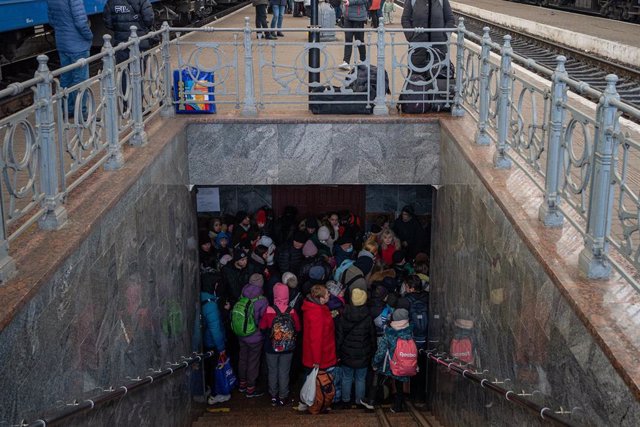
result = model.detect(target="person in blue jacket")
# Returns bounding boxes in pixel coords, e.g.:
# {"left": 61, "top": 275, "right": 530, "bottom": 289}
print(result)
{"left": 200, "top": 272, "right": 230, "bottom": 404}
{"left": 47, "top": 0, "right": 93, "bottom": 117}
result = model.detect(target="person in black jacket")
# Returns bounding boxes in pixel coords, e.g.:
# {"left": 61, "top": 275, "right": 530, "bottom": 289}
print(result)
{"left": 392, "top": 205, "right": 424, "bottom": 260}
{"left": 220, "top": 250, "right": 250, "bottom": 305}
{"left": 104, "top": 0, "right": 154, "bottom": 61}
{"left": 336, "top": 288, "right": 376, "bottom": 409}
{"left": 277, "top": 231, "right": 307, "bottom": 278}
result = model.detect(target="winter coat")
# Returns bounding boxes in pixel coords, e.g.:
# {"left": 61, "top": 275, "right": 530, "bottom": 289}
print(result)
{"left": 344, "top": 0, "right": 369, "bottom": 21}
{"left": 48, "top": 0, "right": 93, "bottom": 54}
{"left": 221, "top": 264, "right": 250, "bottom": 304}
{"left": 299, "top": 256, "right": 332, "bottom": 284}
{"left": 310, "top": 234, "right": 332, "bottom": 259}
{"left": 301, "top": 298, "right": 337, "bottom": 369}
{"left": 104, "top": 0, "right": 154, "bottom": 45}
{"left": 392, "top": 216, "right": 424, "bottom": 259}
{"left": 253, "top": 0, "right": 269, "bottom": 6}
{"left": 401, "top": 0, "right": 454, "bottom": 44}
{"left": 369, "top": 0, "right": 381, "bottom": 11}
{"left": 238, "top": 283, "right": 268, "bottom": 344}
{"left": 201, "top": 291, "right": 225, "bottom": 351}
{"left": 247, "top": 252, "right": 269, "bottom": 281}
{"left": 269, "top": 0, "right": 288, "bottom": 5}
{"left": 277, "top": 243, "right": 304, "bottom": 277}
{"left": 380, "top": 243, "right": 399, "bottom": 267}
{"left": 336, "top": 305, "right": 375, "bottom": 369}
{"left": 373, "top": 321, "right": 413, "bottom": 381}
{"left": 341, "top": 264, "right": 367, "bottom": 296}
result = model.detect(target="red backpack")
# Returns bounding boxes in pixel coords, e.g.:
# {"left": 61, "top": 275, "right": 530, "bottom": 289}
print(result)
{"left": 386, "top": 338, "right": 419, "bottom": 376}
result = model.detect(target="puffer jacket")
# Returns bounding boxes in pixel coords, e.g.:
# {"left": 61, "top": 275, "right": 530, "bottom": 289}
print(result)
{"left": 336, "top": 305, "right": 375, "bottom": 369}
{"left": 201, "top": 291, "right": 225, "bottom": 351}
{"left": 344, "top": 0, "right": 369, "bottom": 21}
{"left": 47, "top": 0, "right": 93, "bottom": 53}
{"left": 302, "top": 298, "right": 337, "bottom": 369}
{"left": 104, "top": 0, "right": 155, "bottom": 45}
{"left": 401, "top": 0, "right": 454, "bottom": 44}
{"left": 373, "top": 321, "right": 413, "bottom": 381}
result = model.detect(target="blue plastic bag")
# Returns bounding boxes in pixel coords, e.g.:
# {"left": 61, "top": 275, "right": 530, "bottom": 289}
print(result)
{"left": 214, "top": 354, "right": 237, "bottom": 396}
{"left": 173, "top": 67, "right": 216, "bottom": 114}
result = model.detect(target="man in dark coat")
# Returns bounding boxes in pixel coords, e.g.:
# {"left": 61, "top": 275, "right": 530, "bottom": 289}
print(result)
{"left": 277, "top": 230, "right": 307, "bottom": 278}
{"left": 48, "top": 0, "right": 93, "bottom": 116}
{"left": 104, "top": 0, "right": 154, "bottom": 61}
{"left": 401, "top": 0, "right": 454, "bottom": 70}
{"left": 220, "top": 250, "right": 250, "bottom": 305}
{"left": 392, "top": 205, "right": 424, "bottom": 260}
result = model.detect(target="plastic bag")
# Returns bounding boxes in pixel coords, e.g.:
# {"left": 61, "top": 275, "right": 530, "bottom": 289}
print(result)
{"left": 214, "top": 354, "right": 237, "bottom": 396}
{"left": 300, "top": 367, "right": 319, "bottom": 406}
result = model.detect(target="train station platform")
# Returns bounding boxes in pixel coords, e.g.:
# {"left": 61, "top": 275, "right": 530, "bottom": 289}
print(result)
{"left": 451, "top": 0, "right": 640, "bottom": 67}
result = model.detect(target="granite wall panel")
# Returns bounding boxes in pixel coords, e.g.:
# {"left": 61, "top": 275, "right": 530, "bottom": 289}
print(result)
{"left": 429, "top": 132, "right": 639, "bottom": 426}
{"left": 0, "top": 132, "right": 199, "bottom": 427}
{"left": 187, "top": 123, "right": 440, "bottom": 185}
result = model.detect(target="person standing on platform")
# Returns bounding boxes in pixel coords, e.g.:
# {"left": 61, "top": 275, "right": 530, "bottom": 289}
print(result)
{"left": 254, "top": 0, "right": 275, "bottom": 39}
{"left": 270, "top": 0, "right": 287, "bottom": 37}
{"left": 400, "top": 0, "right": 454, "bottom": 70}
{"left": 104, "top": 0, "right": 154, "bottom": 62}
{"left": 369, "top": 0, "right": 381, "bottom": 28}
{"left": 47, "top": 0, "right": 93, "bottom": 118}
{"left": 383, "top": 0, "right": 395, "bottom": 24}
{"left": 339, "top": 0, "right": 369, "bottom": 70}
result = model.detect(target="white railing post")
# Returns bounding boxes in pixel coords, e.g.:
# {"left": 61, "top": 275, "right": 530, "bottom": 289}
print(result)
{"left": 160, "top": 21, "right": 175, "bottom": 118}
{"left": 475, "top": 27, "right": 491, "bottom": 146}
{"left": 493, "top": 35, "right": 512, "bottom": 169}
{"left": 102, "top": 35, "right": 125, "bottom": 171}
{"left": 373, "top": 23, "right": 388, "bottom": 116}
{"left": 128, "top": 26, "right": 148, "bottom": 146}
{"left": 452, "top": 17, "right": 465, "bottom": 117}
{"left": 242, "top": 17, "right": 258, "bottom": 116}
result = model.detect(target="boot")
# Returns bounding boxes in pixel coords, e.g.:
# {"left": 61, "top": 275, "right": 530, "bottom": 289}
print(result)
{"left": 390, "top": 393, "right": 404, "bottom": 413}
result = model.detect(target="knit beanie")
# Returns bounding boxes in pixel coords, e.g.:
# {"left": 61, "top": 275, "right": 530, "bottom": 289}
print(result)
{"left": 258, "top": 235, "right": 273, "bottom": 248}
{"left": 293, "top": 230, "right": 308, "bottom": 244}
{"left": 303, "top": 240, "right": 318, "bottom": 257}
{"left": 351, "top": 288, "right": 367, "bottom": 307}
{"left": 392, "top": 250, "right": 406, "bottom": 265}
{"left": 219, "top": 254, "right": 233, "bottom": 266}
{"left": 393, "top": 308, "right": 409, "bottom": 321}
{"left": 233, "top": 250, "right": 248, "bottom": 262}
{"left": 318, "top": 226, "right": 331, "bottom": 241}
{"left": 282, "top": 271, "right": 298, "bottom": 289}
{"left": 326, "top": 280, "right": 343, "bottom": 297}
{"left": 249, "top": 273, "right": 264, "bottom": 287}
{"left": 309, "top": 265, "right": 326, "bottom": 281}
{"left": 273, "top": 283, "right": 289, "bottom": 312}
{"left": 256, "top": 209, "right": 267, "bottom": 226}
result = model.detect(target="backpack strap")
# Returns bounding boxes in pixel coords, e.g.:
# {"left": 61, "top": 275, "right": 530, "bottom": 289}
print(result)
{"left": 274, "top": 305, "right": 282, "bottom": 316}
{"left": 343, "top": 272, "right": 364, "bottom": 289}
{"left": 284, "top": 306, "right": 292, "bottom": 315}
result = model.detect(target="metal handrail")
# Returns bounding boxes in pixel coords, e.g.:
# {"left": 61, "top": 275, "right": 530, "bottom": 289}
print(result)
{"left": 426, "top": 351, "right": 581, "bottom": 427}
{"left": 23, "top": 351, "right": 215, "bottom": 427}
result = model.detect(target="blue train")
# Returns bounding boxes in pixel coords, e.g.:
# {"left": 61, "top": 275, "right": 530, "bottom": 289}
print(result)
{"left": 0, "top": 0, "right": 232, "bottom": 65}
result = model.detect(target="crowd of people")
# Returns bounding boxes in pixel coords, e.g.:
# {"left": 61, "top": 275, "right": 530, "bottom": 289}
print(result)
{"left": 197, "top": 205, "right": 431, "bottom": 413}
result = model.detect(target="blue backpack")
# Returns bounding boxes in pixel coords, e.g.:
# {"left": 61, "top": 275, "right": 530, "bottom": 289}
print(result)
{"left": 334, "top": 259, "right": 355, "bottom": 283}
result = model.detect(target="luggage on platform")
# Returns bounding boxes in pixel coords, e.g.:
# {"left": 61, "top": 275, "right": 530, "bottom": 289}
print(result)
{"left": 173, "top": 67, "right": 216, "bottom": 114}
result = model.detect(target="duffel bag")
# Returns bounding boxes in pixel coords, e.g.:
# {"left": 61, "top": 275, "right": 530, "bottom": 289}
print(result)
{"left": 398, "top": 73, "right": 453, "bottom": 114}
{"left": 309, "top": 86, "right": 374, "bottom": 115}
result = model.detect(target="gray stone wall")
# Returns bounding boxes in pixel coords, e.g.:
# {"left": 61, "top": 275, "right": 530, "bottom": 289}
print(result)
{"left": 0, "top": 132, "right": 199, "bottom": 426}
{"left": 187, "top": 123, "right": 440, "bottom": 185}
{"left": 429, "top": 133, "right": 639, "bottom": 426}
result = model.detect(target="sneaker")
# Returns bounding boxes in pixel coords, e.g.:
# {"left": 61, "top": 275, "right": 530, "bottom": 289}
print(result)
{"left": 277, "top": 398, "right": 288, "bottom": 406}
{"left": 338, "top": 62, "right": 351, "bottom": 71}
{"left": 207, "top": 394, "right": 231, "bottom": 405}
{"left": 277, "top": 32, "right": 285, "bottom": 37}
{"left": 271, "top": 396, "right": 278, "bottom": 406}
{"left": 238, "top": 384, "right": 247, "bottom": 393}
{"left": 358, "top": 398, "right": 375, "bottom": 410}
{"left": 246, "top": 389, "right": 265, "bottom": 398}
{"left": 295, "top": 402, "right": 308, "bottom": 411}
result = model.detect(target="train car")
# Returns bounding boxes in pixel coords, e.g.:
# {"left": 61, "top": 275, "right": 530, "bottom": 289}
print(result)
{"left": 0, "top": 0, "right": 224, "bottom": 66}
{"left": 511, "top": 0, "right": 639, "bottom": 22}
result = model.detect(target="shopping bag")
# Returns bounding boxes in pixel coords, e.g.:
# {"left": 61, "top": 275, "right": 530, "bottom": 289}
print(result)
{"left": 173, "top": 67, "right": 216, "bottom": 114}
{"left": 214, "top": 354, "right": 237, "bottom": 395}
{"left": 300, "top": 367, "right": 319, "bottom": 406}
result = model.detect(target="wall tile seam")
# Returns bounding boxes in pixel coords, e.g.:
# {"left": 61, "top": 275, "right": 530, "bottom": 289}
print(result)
{"left": 439, "top": 122, "right": 640, "bottom": 400}
{"left": 0, "top": 120, "right": 187, "bottom": 335}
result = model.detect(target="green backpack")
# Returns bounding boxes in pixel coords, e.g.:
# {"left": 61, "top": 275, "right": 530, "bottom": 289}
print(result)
{"left": 231, "top": 296, "right": 262, "bottom": 337}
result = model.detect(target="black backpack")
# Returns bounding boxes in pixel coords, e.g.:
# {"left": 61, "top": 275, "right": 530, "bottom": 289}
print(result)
{"left": 407, "top": 293, "right": 428, "bottom": 348}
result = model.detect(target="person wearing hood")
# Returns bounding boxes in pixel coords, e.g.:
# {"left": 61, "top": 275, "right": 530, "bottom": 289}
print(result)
{"left": 333, "top": 234, "right": 356, "bottom": 268}
{"left": 215, "top": 231, "right": 232, "bottom": 259}
{"left": 277, "top": 230, "right": 306, "bottom": 278}
{"left": 237, "top": 274, "right": 268, "bottom": 397}
{"left": 311, "top": 226, "right": 333, "bottom": 259}
{"left": 392, "top": 205, "right": 425, "bottom": 260}
{"left": 373, "top": 308, "right": 413, "bottom": 413}
{"left": 301, "top": 284, "right": 337, "bottom": 372}
{"left": 200, "top": 272, "right": 229, "bottom": 404}
{"left": 336, "top": 288, "right": 375, "bottom": 410}
{"left": 259, "top": 283, "right": 301, "bottom": 406}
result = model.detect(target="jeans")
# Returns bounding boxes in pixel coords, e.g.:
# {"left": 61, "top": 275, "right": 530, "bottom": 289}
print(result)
{"left": 266, "top": 352, "right": 293, "bottom": 398}
{"left": 341, "top": 366, "right": 367, "bottom": 403}
{"left": 59, "top": 51, "right": 90, "bottom": 115}
{"left": 332, "top": 365, "right": 342, "bottom": 402}
{"left": 271, "top": 4, "right": 285, "bottom": 29}
{"left": 343, "top": 19, "right": 366, "bottom": 64}
{"left": 255, "top": 4, "right": 269, "bottom": 35}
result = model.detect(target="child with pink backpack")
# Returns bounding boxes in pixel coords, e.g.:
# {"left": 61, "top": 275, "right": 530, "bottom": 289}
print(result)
{"left": 372, "top": 308, "right": 418, "bottom": 413}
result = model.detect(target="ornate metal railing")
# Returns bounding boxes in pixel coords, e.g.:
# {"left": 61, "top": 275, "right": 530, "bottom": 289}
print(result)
{"left": 0, "top": 17, "right": 638, "bottom": 292}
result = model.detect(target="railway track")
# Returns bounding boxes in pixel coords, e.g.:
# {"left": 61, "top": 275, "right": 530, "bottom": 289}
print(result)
{"left": 0, "top": 1, "right": 251, "bottom": 119}
{"left": 454, "top": 11, "right": 640, "bottom": 110}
